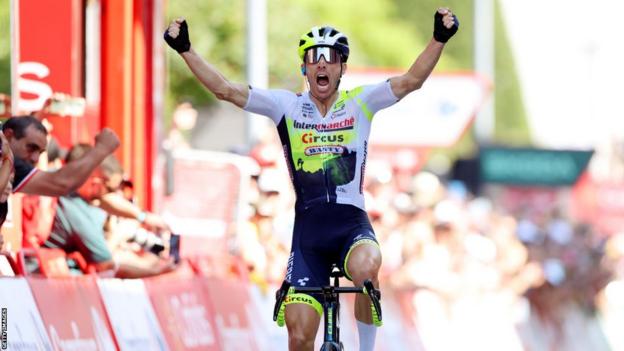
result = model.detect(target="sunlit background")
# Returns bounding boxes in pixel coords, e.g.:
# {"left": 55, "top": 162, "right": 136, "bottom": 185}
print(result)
{"left": 1, "top": 0, "right": 624, "bottom": 350}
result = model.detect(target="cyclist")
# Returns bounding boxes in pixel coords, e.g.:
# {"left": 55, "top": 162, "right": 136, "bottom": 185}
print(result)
{"left": 164, "top": 8, "right": 458, "bottom": 351}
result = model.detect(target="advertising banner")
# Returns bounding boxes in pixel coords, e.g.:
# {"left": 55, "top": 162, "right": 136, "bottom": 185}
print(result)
{"left": 201, "top": 277, "right": 259, "bottom": 350}
{"left": 145, "top": 276, "right": 221, "bottom": 350}
{"left": 571, "top": 173, "right": 624, "bottom": 235}
{"left": 28, "top": 277, "right": 117, "bottom": 351}
{"left": 0, "top": 277, "right": 53, "bottom": 350}
{"left": 480, "top": 147, "right": 593, "bottom": 186}
{"left": 159, "top": 150, "right": 251, "bottom": 258}
{"left": 341, "top": 71, "right": 488, "bottom": 147}
{"left": 12, "top": 0, "right": 86, "bottom": 147}
{"left": 97, "top": 279, "right": 169, "bottom": 351}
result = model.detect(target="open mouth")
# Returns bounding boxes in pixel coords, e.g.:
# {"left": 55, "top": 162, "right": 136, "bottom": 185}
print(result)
{"left": 316, "top": 74, "right": 329, "bottom": 87}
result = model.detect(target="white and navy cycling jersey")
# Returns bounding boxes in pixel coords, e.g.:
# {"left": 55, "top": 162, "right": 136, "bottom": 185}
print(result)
{"left": 244, "top": 80, "right": 398, "bottom": 212}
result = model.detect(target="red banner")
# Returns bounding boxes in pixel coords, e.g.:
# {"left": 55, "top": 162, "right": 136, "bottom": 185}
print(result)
{"left": 146, "top": 276, "right": 222, "bottom": 350}
{"left": 28, "top": 277, "right": 117, "bottom": 351}
{"left": 158, "top": 151, "right": 247, "bottom": 258}
{"left": 12, "top": 0, "right": 85, "bottom": 147}
{"left": 201, "top": 277, "right": 260, "bottom": 350}
{"left": 571, "top": 173, "right": 624, "bottom": 235}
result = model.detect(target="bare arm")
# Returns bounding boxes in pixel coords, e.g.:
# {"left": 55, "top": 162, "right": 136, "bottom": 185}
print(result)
{"left": 98, "top": 192, "right": 170, "bottom": 231}
{"left": 389, "top": 8, "right": 458, "bottom": 100}
{"left": 19, "top": 128, "right": 120, "bottom": 196}
{"left": 166, "top": 18, "right": 249, "bottom": 108}
{"left": 389, "top": 39, "right": 445, "bottom": 100}
{"left": 112, "top": 250, "right": 175, "bottom": 279}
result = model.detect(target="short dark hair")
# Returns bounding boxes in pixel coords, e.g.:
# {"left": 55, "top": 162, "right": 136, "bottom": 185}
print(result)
{"left": 2, "top": 115, "right": 47, "bottom": 139}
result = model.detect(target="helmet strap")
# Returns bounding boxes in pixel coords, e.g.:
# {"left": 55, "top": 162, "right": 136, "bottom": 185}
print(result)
{"left": 335, "top": 65, "right": 344, "bottom": 91}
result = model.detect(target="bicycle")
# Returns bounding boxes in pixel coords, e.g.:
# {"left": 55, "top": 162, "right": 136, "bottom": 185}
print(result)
{"left": 273, "top": 264, "right": 382, "bottom": 351}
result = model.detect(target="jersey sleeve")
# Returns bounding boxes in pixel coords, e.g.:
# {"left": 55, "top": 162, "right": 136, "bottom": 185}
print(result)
{"left": 358, "top": 80, "right": 399, "bottom": 117}
{"left": 12, "top": 157, "right": 38, "bottom": 192}
{"left": 243, "top": 87, "right": 296, "bottom": 124}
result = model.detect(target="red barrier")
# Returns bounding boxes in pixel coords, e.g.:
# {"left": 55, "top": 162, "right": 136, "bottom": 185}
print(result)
{"left": 146, "top": 276, "right": 221, "bottom": 350}
{"left": 28, "top": 277, "right": 117, "bottom": 350}
{"left": 201, "top": 277, "right": 260, "bottom": 350}
{"left": 97, "top": 278, "right": 169, "bottom": 350}
{"left": 0, "top": 278, "right": 54, "bottom": 349}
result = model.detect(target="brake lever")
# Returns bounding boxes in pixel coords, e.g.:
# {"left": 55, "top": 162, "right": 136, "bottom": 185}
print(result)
{"left": 273, "top": 280, "right": 291, "bottom": 321}
{"left": 363, "top": 279, "right": 382, "bottom": 322}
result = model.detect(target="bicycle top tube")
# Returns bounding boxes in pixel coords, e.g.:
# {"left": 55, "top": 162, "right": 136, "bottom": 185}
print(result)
{"left": 293, "top": 286, "right": 365, "bottom": 294}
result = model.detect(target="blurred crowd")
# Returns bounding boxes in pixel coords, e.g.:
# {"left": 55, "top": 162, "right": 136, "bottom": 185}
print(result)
{"left": 0, "top": 109, "right": 177, "bottom": 279}
{"left": 235, "top": 131, "right": 624, "bottom": 350}
{"left": 2, "top": 110, "right": 624, "bottom": 349}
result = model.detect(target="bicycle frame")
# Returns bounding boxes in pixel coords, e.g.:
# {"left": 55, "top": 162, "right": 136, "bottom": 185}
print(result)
{"left": 273, "top": 266, "right": 381, "bottom": 350}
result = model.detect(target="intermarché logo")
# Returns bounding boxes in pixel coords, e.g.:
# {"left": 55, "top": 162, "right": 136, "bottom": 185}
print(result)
{"left": 1, "top": 307, "right": 7, "bottom": 350}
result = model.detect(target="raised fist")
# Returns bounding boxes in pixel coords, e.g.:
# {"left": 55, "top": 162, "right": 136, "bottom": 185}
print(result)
{"left": 94, "top": 128, "right": 120, "bottom": 154}
{"left": 433, "top": 8, "right": 459, "bottom": 43}
{"left": 164, "top": 18, "right": 191, "bottom": 54}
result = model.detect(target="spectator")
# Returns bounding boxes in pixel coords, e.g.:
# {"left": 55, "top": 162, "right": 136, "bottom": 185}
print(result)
{"left": 21, "top": 137, "right": 65, "bottom": 248}
{"left": 2, "top": 115, "right": 119, "bottom": 196}
{"left": 94, "top": 153, "right": 170, "bottom": 233}
{"left": 0, "top": 130, "right": 15, "bottom": 227}
{"left": 43, "top": 144, "right": 174, "bottom": 278}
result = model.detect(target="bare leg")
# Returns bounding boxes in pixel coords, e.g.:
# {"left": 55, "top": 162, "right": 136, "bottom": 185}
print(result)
{"left": 346, "top": 243, "right": 382, "bottom": 351}
{"left": 346, "top": 243, "right": 382, "bottom": 323}
{"left": 285, "top": 303, "right": 321, "bottom": 351}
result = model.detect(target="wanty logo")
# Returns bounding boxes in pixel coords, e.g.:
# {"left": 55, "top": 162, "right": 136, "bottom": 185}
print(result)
{"left": 297, "top": 277, "right": 310, "bottom": 286}
{"left": 294, "top": 117, "right": 355, "bottom": 132}
{"left": 305, "top": 146, "right": 344, "bottom": 156}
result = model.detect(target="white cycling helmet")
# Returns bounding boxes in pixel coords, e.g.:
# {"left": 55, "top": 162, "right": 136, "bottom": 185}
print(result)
{"left": 298, "top": 26, "right": 350, "bottom": 63}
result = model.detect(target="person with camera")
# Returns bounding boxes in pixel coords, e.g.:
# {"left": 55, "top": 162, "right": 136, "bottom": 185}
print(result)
{"left": 43, "top": 144, "right": 175, "bottom": 278}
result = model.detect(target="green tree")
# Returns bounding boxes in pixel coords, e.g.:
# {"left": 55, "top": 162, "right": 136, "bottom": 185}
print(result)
{"left": 165, "top": 0, "right": 529, "bottom": 146}
{"left": 0, "top": 0, "right": 11, "bottom": 95}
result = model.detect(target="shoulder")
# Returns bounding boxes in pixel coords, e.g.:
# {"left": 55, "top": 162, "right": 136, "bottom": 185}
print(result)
{"left": 12, "top": 157, "right": 38, "bottom": 192}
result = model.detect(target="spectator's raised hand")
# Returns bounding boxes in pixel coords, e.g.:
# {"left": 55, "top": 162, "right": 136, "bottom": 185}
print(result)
{"left": 94, "top": 128, "right": 120, "bottom": 154}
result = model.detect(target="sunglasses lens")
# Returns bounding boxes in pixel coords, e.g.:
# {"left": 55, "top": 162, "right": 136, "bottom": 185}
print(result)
{"left": 305, "top": 47, "right": 340, "bottom": 64}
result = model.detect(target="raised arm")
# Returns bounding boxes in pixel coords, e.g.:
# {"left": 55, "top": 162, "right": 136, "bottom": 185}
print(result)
{"left": 389, "top": 8, "right": 459, "bottom": 100}
{"left": 164, "top": 18, "right": 249, "bottom": 108}
{"left": 98, "top": 191, "right": 170, "bottom": 232}
{"left": 19, "top": 128, "right": 120, "bottom": 196}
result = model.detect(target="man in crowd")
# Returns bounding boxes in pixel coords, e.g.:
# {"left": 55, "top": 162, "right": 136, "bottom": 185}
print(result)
{"left": 2, "top": 116, "right": 120, "bottom": 196}
{"left": 43, "top": 144, "right": 175, "bottom": 278}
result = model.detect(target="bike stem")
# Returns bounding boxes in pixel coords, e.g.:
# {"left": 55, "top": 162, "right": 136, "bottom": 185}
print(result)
{"left": 321, "top": 286, "right": 340, "bottom": 342}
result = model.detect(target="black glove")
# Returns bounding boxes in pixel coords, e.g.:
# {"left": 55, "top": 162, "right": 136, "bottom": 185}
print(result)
{"left": 164, "top": 20, "right": 191, "bottom": 53}
{"left": 433, "top": 11, "right": 459, "bottom": 43}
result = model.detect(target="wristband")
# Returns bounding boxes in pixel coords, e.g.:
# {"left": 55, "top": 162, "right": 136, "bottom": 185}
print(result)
{"left": 137, "top": 211, "right": 147, "bottom": 223}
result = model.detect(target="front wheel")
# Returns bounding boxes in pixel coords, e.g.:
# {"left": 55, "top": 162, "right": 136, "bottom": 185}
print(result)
{"left": 320, "top": 341, "right": 343, "bottom": 351}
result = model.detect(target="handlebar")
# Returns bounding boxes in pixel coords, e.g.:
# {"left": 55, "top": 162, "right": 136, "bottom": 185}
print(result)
{"left": 272, "top": 278, "right": 382, "bottom": 323}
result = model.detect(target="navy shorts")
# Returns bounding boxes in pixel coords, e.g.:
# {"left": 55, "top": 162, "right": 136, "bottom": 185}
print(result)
{"left": 285, "top": 203, "right": 378, "bottom": 293}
